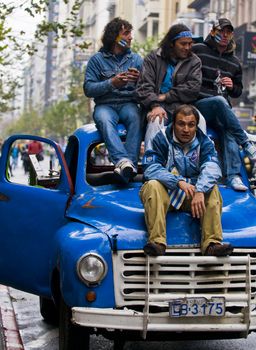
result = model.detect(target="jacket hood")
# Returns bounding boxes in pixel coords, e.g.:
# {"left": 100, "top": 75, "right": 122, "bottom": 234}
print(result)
{"left": 204, "top": 34, "right": 236, "bottom": 55}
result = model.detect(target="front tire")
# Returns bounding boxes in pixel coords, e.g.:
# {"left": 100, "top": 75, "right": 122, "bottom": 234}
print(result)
{"left": 39, "top": 296, "right": 58, "bottom": 325}
{"left": 113, "top": 338, "right": 126, "bottom": 350}
{"left": 59, "top": 295, "right": 90, "bottom": 350}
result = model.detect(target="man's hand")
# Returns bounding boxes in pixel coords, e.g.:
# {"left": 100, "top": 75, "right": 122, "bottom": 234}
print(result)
{"left": 158, "top": 94, "right": 166, "bottom": 102}
{"left": 220, "top": 76, "right": 233, "bottom": 90}
{"left": 147, "top": 106, "right": 167, "bottom": 123}
{"left": 126, "top": 68, "right": 140, "bottom": 82}
{"left": 111, "top": 72, "right": 128, "bottom": 88}
{"left": 191, "top": 192, "right": 206, "bottom": 219}
{"left": 178, "top": 181, "right": 195, "bottom": 199}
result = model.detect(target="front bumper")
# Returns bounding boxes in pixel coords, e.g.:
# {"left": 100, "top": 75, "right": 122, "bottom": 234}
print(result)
{"left": 72, "top": 306, "right": 254, "bottom": 333}
{"left": 72, "top": 251, "right": 256, "bottom": 338}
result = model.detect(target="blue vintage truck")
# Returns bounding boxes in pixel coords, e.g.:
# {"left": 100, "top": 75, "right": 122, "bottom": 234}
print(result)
{"left": 0, "top": 124, "right": 256, "bottom": 350}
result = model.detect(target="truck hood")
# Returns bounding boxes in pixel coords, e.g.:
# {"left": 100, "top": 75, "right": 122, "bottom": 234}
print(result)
{"left": 66, "top": 183, "right": 256, "bottom": 249}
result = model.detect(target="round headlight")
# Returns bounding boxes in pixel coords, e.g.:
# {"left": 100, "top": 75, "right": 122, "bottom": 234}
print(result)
{"left": 77, "top": 253, "right": 107, "bottom": 285}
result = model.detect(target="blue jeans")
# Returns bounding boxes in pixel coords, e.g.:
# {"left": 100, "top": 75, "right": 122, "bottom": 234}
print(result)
{"left": 195, "top": 96, "right": 246, "bottom": 177}
{"left": 93, "top": 103, "right": 143, "bottom": 166}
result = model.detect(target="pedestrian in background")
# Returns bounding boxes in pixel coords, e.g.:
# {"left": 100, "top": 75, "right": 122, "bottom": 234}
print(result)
{"left": 28, "top": 140, "right": 44, "bottom": 161}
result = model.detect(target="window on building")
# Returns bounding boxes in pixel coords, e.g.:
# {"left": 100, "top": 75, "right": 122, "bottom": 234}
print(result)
{"left": 175, "top": 1, "right": 179, "bottom": 14}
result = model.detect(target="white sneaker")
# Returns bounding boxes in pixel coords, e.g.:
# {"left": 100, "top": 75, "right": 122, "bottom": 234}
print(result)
{"left": 227, "top": 175, "right": 248, "bottom": 191}
{"left": 114, "top": 160, "right": 137, "bottom": 180}
{"left": 243, "top": 141, "right": 256, "bottom": 161}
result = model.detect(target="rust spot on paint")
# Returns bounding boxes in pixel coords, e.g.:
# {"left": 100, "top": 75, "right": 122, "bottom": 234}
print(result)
{"left": 82, "top": 197, "right": 98, "bottom": 208}
{"left": 0, "top": 193, "right": 9, "bottom": 201}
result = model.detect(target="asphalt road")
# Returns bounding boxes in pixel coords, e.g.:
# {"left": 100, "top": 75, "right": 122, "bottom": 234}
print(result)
{"left": 8, "top": 288, "right": 256, "bottom": 350}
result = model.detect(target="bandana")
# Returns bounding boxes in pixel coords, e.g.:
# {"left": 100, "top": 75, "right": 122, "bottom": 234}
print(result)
{"left": 214, "top": 33, "right": 222, "bottom": 44}
{"left": 116, "top": 35, "right": 127, "bottom": 47}
{"left": 213, "top": 29, "right": 233, "bottom": 45}
{"left": 172, "top": 31, "right": 192, "bottom": 41}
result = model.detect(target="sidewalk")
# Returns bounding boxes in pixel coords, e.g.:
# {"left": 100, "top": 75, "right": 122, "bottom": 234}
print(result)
{"left": 0, "top": 285, "right": 24, "bottom": 349}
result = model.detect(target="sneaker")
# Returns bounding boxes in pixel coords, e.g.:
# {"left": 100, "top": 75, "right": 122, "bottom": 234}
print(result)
{"left": 143, "top": 242, "right": 166, "bottom": 256}
{"left": 243, "top": 141, "right": 256, "bottom": 161}
{"left": 204, "top": 243, "right": 233, "bottom": 257}
{"left": 114, "top": 160, "right": 137, "bottom": 179}
{"left": 226, "top": 175, "right": 248, "bottom": 191}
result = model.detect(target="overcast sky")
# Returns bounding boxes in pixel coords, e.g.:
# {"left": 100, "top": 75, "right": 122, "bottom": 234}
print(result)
{"left": 5, "top": 0, "right": 44, "bottom": 40}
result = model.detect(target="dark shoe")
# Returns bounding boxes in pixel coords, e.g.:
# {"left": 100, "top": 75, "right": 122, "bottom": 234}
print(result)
{"left": 204, "top": 243, "right": 233, "bottom": 257}
{"left": 143, "top": 242, "right": 166, "bottom": 256}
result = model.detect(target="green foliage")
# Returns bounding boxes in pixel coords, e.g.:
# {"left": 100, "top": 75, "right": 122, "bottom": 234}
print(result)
{"left": 3, "top": 65, "right": 91, "bottom": 139}
{"left": 0, "top": 0, "right": 89, "bottom": 113}
{"left": 43, "top": 65, "right": 91, "bottom": 139}
{"left": 33, "top": 0, "right": 86, "bottom": 44}
{"left": 132, "top": 36, "right": 160, "bottom": 57}
{"left": 5, "top": 109, "right": 44, "bottom": 136}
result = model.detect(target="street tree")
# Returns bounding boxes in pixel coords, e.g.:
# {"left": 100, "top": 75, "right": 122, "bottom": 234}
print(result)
{"left": 43, "top": 65, "right": 91, "bottom": 139}
{"left": 5, "top": 108, "right": 43, "bottom": 136}
{"left": 0, "top": 0, "right": 89, "bottom": 114}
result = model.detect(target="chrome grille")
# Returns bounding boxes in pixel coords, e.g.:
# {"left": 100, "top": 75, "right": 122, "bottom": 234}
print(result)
{"left": 112, "top": 248, "right": 256, "bottom": 308}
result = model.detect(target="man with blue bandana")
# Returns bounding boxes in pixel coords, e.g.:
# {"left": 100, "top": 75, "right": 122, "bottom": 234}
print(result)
{"left": 193, "top": 18, "right": 256, "bottom": 191}
{"left": 136, "top": 23, "right": 204, "bottom": 150}
{"left": 140, "top": 104, "right": 233, "bottom": 257}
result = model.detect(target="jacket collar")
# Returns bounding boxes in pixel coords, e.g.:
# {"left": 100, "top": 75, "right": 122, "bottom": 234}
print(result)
{"left": 99, "top": 47, "right": 132, "bottom": 58}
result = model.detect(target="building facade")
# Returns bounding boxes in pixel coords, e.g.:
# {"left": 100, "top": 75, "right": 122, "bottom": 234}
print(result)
{"left": 23, "top": 0, "right": 256, "bottom": 121}
{"left": 189, "top": 0, "right": 256, "bottom": 129}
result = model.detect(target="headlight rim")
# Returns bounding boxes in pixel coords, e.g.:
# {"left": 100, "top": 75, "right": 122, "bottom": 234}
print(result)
{"left": 76, "top": 253, "right": 107, "bottom": 286}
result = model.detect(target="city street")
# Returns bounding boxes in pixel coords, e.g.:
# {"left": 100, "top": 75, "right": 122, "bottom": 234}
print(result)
{"left": 0, "top": 286, "right": 255, "bottom": 350}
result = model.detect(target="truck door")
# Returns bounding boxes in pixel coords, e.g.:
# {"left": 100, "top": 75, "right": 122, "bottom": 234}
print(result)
{"left": 0, "top": 135, "right": 74, "bottom": 296}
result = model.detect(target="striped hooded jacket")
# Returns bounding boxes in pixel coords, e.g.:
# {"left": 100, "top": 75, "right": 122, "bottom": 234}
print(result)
{"left": 142, "top": 124, "right": 222, "bottom": 194}
{"left": 192, "top": 35, "right": 243, "bottom": 104}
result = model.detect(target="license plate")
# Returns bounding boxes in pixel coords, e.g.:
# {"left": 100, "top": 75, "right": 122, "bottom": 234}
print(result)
{"left": 169, "top": 297, "right": 225, "bottom": 317}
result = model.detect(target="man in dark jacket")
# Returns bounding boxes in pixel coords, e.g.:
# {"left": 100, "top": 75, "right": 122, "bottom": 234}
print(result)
{"left": 193, "top": 18, "right": 256, "bottom": 191}
{"left": 136, "top": 23, "right": 203, "bottom": 150}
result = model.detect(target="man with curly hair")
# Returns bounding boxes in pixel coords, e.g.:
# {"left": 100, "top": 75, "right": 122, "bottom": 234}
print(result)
{"left": 84, "top": 17, "right": 143, "bottom": 183}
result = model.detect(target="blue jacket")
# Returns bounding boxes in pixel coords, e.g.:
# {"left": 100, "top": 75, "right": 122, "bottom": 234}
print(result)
{"left": 84, "top": 48, "right": 143, "bottom": 105}
{"left": 142, "top": 125, "right": 221, "bottom": 193}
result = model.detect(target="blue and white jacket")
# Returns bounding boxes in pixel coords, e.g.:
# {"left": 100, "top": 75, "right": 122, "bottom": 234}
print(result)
{"left": 142, "top": 124, "right": 222, "bottom": 193}
{"left": 84, "top": 48, "right": 143, "bottom": 106}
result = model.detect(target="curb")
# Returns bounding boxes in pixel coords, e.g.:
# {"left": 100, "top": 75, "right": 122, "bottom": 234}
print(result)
{"left": 0, "top": 285, "right": 24, "bottom": 350}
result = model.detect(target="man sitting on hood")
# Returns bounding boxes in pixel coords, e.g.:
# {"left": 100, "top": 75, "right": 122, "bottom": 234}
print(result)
{"left": 140, "top": 104, "right": 233, "bottom": 257}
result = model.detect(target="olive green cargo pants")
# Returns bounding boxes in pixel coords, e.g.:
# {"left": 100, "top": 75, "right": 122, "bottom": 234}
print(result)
{"left": 140, "top": 180, "right": 223, "bottom": 254}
